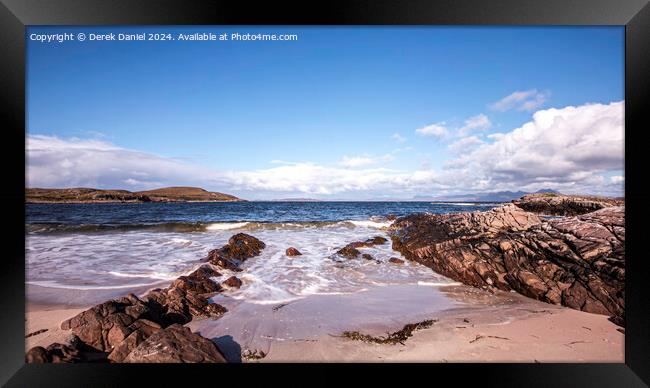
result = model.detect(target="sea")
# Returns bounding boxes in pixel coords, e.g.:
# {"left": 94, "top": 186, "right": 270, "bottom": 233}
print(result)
{"left": 26, "top": 201, "right": 502, "bottom": 305}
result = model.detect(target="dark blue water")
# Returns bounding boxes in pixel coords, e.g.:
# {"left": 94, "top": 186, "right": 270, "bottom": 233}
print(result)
{"left": 26, "top": 201, "right": 502, "bottom": 233}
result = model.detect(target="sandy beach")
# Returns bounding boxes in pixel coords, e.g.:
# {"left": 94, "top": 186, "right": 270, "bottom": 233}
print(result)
{"left": 26, "top": 284, "right": 624, "bottom": 362}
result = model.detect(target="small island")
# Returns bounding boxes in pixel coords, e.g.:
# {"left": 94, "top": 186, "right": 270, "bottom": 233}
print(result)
{"left": 26, "top": 186, "right": 243, "bottom": 204}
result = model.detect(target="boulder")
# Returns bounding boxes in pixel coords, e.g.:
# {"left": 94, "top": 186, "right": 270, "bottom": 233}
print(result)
{"left": 390, "top": 204, "right": 625, "bottom": 324}
{"left": 361, "top": 253, "right": 374, "bottom": 261}
{"left": 389, "top": 257, "right": 405, "bottom": 264}
{"left": 221, "top": 276, "right": 243, "bottom": 289}
{"left": 286, "top": 247, "right": 302, "bottom": 256}
{"left": 208, "top": 233, "right": 265, "bottom": 270}
{"left": 122, "top": 324, "right": 227, "bottom": 363}
{"left": 513, "top": 194, "right": 624, "bottom": 216}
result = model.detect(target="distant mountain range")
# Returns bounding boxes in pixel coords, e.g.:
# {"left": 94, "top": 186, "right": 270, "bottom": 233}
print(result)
{"left": 415, "top": 189, "right": 560, "bottom": 203}
{"left": 26, "top": 187, "right": 243, "bottom": 203}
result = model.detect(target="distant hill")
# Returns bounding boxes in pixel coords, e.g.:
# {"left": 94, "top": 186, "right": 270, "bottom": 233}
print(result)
{"left": 135, "top": 187, "right": 241, "bottom": 202}
{"left": 26, "top": 187, "right": 242, "bottom": 203}
{"left": 417, "top": 189, "right": 560, "bottom": 202}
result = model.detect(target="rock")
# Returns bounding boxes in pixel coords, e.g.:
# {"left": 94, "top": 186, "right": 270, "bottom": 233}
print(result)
{"left": 361, "top": 253, "right": 374, "bottom": 260}
{"left": 389, "top": 257, "right": 404, "bottom": 264}
{"left": 107, "top": 329, "right": 146, "bottom": 363}
{"left": 188, "top": 265, "right": 221, "bottom": 280}
{"left": 26, "top": 335, "right": 87, "bottom": 363}
{"left": 208, "top": 233, "right": 265, "bottom": 270}
{"left": 60, "top": 297, "right": 140, "bottom": 352}
{"left": 336, "top": 244, "right": 361, "bottom": 258}
{"left": 25, "top": 346, "right": 50, "bottom": 363}
{"left": 171, "top": 275, "right": 221, "bottom": 294}
{"left": 221, "top": 276, "right": 243, "bottom": 289}
{"left": 123, "top": 324, "right": 227, "bottom": 363}
{"left": 220, "top": 233, "right": 266, "bottom": 260}
{"left": 335, "top": 236, "right": 389, "bottom": 259}
{"left": 513, "top": 194, "right": 624, "bottom": 216}
{"left": 144, "top": 286, "right": 227, "bottom": 326}
{"left": 389, "top": 204, "right": 625, "bottom": 323}
{"left": 286, "top": 247, "right": 302, "bottom": 256}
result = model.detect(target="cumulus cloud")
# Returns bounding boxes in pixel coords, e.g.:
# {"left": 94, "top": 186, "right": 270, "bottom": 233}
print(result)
{"left": 26, "top": 135, "right": 223, "bottom": 190}
{"left": 415, "top": 122, "right": 448, "bottom": 138}
{"left": 26, "top": 135, "right": 444, "bottom": 198}
{"left": 458, "top": 114, "right": 492, "bottom": 136}
{"left": 27, "top": 101, "right": 624, "bottom": 198}
{"left": 445, "top": 101, "right": 624, "bottom": 195}
{"left": 489, "top": 89, "right": 550, "bottom": 112}
{"left": 448, "top": 136, "right": 484, "bottom": 154}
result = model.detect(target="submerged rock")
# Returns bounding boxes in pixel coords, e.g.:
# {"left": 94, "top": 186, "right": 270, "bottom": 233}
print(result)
{"left": 390, "top": 204, "right": 625, "bottom": 324}
{"left": 513, "top": 194, "right": 624, "bottom": 216}
{"left": 123, "top": 324, "right": 227, "bottom": 363}
{"left": 286, "top": 247, "right": 302, "bottom": 256}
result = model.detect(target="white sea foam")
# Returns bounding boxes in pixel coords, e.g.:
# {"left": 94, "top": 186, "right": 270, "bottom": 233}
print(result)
{"left": 206, "top": 222, "right": 250, "bottom": 231}
{"left": 108, "top": 271, "right": 179, "bottom": 280}
{"left": 27, "top": 221, "right": 458, "bottom": 304}
{"left": 27, "top": 280, "right": 165, "bottom": 290}
{"left": 345, "top": 219, "right": 394, "bottom": 229}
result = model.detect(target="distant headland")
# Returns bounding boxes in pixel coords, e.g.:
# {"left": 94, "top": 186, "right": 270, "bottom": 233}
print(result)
{"left": 26, "top": 186, "right": 244, "bottom": 203}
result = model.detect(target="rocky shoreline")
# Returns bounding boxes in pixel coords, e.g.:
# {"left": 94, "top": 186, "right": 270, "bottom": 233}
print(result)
{"left": 389, "top": 194, "right": 625, "bottom": 325}
{"left": 26, "top": 194, "right": 625, "bottom": 362}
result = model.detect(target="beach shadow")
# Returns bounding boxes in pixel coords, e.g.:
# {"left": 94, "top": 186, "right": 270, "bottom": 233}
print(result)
{"left": 212, "top": 335, "right": 242, "bottom": 363}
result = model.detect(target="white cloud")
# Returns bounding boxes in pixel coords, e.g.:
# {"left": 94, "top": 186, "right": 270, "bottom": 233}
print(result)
{"left": 26, "top": 135, "right": 443, "bottom": 198}
{"left": 458, "top": 114, "right": 492, "bottom": 136}
{"left": 448, "top": 136, "right": 483, "bottom": 154}
{"left": 27, "top": 101, "right": 624, "bottom": 198}
{"left": 26, "top": 135, "right": 220, "bottom": 190}
{"left": 391, "top": 133, "right": 406, "bottom": 143}
{"left": 415, "top": 122, "right": 448, "bottom": 138}
{"left": 445, "top": 101, "right": 624, "bottom": 195}
{"left": 339, "top": 154, "right": 394, "bottom": 168}
{"left": 610, "top": 175, "right": 624, "bottom": 184}
{"left": 489, "top": 89, "right": 550, "bottom": 112}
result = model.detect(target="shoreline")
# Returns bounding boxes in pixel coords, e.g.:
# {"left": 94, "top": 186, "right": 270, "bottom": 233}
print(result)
{"left": 24, "top": 194, "right": 626, "bottom": 363}
{"left": 26, "top": 284, "right": 624, "bottom": 362}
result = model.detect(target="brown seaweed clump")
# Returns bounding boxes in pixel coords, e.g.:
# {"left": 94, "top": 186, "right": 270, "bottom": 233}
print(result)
{"left": 341, "top": 319, "right": 437, "bottom": 345}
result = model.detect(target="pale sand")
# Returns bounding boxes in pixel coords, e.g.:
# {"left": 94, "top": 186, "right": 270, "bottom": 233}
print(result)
{"left": 25, "top": 306, "right": 87, "bottom": 350}
{"left": 256, "top": 307, "right": 623, "bottom": 362}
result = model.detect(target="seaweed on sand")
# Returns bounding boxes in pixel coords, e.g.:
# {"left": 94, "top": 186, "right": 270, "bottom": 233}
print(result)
{"left": 340, "top": 319, "right": 437, "bottom": 345}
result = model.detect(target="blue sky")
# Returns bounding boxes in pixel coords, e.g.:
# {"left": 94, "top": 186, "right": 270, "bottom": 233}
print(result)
{"left": 26, "top": 26, "right": 624, "bottom": 199}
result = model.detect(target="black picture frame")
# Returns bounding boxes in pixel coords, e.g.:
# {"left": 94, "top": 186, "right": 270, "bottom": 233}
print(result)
{"left": 1, "top": 0, "right": 648, "bottom": 386}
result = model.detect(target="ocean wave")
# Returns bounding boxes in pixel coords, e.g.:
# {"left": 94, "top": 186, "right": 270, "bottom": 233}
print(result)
{"left": 26, "top": 218, "right": 396, "bottom": 234}
{"left": 206, "top": 222, "right": 250, "bottom": 231}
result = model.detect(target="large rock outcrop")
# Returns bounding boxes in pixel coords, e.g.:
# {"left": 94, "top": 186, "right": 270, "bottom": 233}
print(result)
{"left": 28, "top": 264, "right": 228, "bottom": 363}
{"left": 513, "top": 193, "right": 624, "bottom": 216}
{"left": 389, "top": 204, "right": 625, "bottom": 324}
